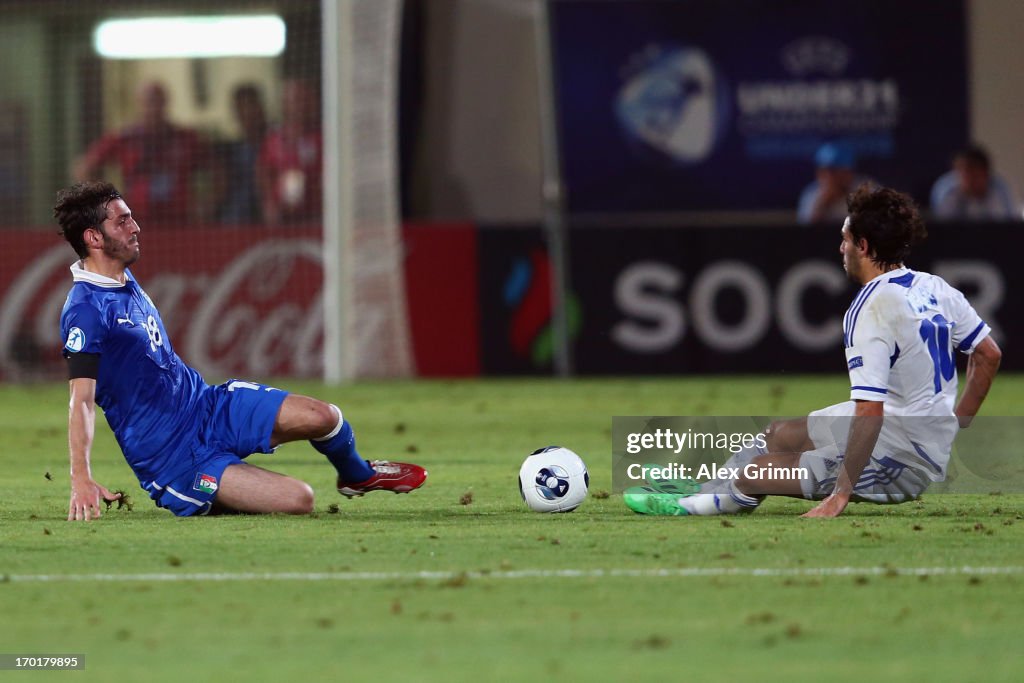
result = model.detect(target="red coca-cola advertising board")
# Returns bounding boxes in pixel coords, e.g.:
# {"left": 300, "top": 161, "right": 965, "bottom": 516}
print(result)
{"left": 1, "top": 225, "right": 481, "bottom": 381}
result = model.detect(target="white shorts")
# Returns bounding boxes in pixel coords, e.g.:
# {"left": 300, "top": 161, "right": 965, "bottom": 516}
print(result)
{"left": 799, "top": 402, "right": 936, "bottom": 503}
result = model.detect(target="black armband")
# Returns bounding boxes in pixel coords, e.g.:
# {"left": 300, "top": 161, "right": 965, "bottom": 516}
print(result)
{"left": 66, "top": 353, "right": 100, "bottom": 379}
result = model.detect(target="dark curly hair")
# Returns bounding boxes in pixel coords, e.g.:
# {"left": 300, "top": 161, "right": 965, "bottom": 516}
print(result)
{"left": 846, "top": 185, "right": 927, "bottom": 268}
{"left": 54, "top": 181, "right": 122, "bottom": 259}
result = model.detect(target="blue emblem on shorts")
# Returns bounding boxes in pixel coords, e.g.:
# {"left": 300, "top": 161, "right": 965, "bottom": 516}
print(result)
{"left": 193, "top": 473, "right": 218, "bottom": 494}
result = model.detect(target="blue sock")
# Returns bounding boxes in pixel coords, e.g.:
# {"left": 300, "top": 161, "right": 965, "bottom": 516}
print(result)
{"left": 311, "top": 406, "right": 375, "bottom": 482}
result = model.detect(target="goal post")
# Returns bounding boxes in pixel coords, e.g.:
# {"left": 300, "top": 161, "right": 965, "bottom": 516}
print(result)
{"left": 322, "top": 0, "right": 413, "bottom": 383}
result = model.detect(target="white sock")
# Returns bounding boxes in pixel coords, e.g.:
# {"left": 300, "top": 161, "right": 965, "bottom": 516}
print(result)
{"left": 679, "top": 481, "right": 761, "bottom": 515}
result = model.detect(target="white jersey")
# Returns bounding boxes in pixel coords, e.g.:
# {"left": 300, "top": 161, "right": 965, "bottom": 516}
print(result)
{"left": 843, "top": 267, "right": 989, "bottom": 415}
{"left": 840, "top": 267, "right": 990, "bottom": 477}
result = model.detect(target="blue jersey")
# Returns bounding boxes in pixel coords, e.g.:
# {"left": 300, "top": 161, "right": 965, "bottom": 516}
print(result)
{"left": 60, "top": 262, "right": 209, "bottom": 484}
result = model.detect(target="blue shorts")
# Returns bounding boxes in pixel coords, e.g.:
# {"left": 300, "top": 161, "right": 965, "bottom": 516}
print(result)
{"left": 143, "top": 379, "right": 289, "bottom": 517}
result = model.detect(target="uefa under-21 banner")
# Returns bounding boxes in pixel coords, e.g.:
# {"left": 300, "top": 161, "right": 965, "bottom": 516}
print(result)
{"left": 549, "top": 0, "right": 967, "bottom": 213}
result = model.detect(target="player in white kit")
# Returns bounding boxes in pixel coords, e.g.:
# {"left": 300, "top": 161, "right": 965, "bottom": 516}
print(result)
{"left": 626, "top": 185, "right": 1002, "bottom": 518}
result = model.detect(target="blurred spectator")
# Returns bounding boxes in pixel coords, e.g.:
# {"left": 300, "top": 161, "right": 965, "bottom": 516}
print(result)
{"left": 797, "top": 143, "right": 872, "bottom": 225}
{"left": 929, "top": 145, "right": 1019, "bottom": 221}
{"left": 258, "top": 78, "right": 322, "bottom": 224}
{"left": 73, "top": 81, "right": 209, "bottom": 224}
{"left": 216, "top": 84, "right": 268, "bottom": 224}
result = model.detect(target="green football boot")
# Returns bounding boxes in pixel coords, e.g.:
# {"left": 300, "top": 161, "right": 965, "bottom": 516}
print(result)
{"left": 622, "top": 486, "right": 691, "bottom": 516}
{"left": 642, "top": 465, "right": 702, "bottom": 496}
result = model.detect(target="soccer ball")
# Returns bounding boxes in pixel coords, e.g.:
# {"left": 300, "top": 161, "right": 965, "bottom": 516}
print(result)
{"left": 518, "top": 446, "right": 589, "bottom": 513}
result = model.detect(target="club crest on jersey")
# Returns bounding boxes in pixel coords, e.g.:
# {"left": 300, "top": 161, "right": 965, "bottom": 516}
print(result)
{"left": 65, "top": 327, "right": 86, "bottom": 352}
{"left": 193, "top": 473, "right": 218, "bottom": 494}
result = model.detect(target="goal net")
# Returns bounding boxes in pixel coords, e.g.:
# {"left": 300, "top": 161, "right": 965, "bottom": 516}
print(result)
{"left": 0, "top": 0, "right": 413, "bottom": 383}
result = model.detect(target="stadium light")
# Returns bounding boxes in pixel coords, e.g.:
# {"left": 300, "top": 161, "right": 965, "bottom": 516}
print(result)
{"left": 93, "top": 15, "right": 286, "bottom": 59}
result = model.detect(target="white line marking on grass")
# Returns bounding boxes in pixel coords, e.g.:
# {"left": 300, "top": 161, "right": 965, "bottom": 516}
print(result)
{"left": 3, "top": 566, "right": 1022, "bottom": 583}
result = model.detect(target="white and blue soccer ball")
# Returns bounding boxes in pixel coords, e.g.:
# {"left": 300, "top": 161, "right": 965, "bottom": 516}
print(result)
{"left": 518, "top": 446, "right": 589, "bottom": 513}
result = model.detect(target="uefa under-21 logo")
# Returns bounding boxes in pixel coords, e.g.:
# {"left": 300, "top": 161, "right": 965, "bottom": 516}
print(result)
{"left": 616, "top": 44, "right": 730, "bottom": 165}
{"left": 64, "top": 327, "right": 85, "bottom": 353}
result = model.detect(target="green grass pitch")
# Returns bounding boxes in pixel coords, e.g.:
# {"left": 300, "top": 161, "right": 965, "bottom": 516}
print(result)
{"left": 2, "top": 376, "right": 1022, "bottom": 682}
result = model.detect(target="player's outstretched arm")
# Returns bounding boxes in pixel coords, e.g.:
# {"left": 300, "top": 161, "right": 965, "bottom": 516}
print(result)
{"left": 67, "top": 378, "right": 121, "bottom": 521}
{"left": 955, "top": 336, "right": 1002, "bottom": 428}
{"left": 802, "top": 400, "right": 884, "bottom": 518}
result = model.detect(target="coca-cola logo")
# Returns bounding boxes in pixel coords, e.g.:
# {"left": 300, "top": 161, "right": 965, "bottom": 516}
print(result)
{"left": 182, "top": 240, "right": 323, "bottom": 378}
{"left": 0, "top": 243, "right": 71, "bottom": 379}
{"left": 0, "top": 236, "right": 324, "bottom": 380}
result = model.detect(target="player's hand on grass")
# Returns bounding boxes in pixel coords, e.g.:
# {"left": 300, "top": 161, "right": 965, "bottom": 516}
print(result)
{"left": 801, "top": 492, "right": 849, "bottom": 518}
{"left": 68, "top": 477, "right": 122, "bottom": 521}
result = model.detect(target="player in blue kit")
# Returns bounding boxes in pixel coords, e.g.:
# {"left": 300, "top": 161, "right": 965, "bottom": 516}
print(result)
{"left": 626, "top": 185, "right": 1002, "bottom": 518}
{"left": 55, "top": 181, "right": 427, "bottom": 520}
